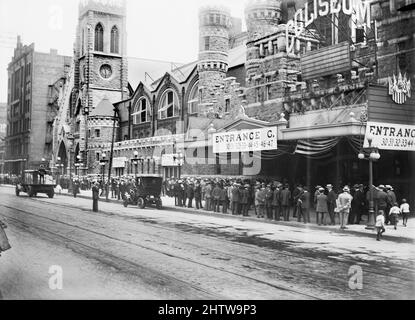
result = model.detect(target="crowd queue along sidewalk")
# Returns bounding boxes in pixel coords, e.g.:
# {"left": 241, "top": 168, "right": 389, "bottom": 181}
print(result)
{"left": 1, "top": 174, "right": 412, "bottom": 242}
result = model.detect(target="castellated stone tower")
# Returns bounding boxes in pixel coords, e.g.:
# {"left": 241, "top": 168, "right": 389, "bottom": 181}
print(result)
{"left": 197, "top": 6, "right": 232, "bottom": 116}
{"left": 73, "top": 0, "right": 128, "bottom": 173}
{"left": 245, "top": 0, "right": 282, "bottom": 42}
{"left": 244, "top": 0, "right": 283, "bottom": 79}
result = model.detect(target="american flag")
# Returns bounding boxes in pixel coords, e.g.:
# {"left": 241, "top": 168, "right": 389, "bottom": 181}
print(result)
{"left": 388, "top": 73, "right": 411, "bottom": 105}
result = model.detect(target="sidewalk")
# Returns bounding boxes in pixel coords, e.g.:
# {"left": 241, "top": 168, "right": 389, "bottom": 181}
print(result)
{"left": 2, "top": 184, "right": 413, "bottom": 242}
{"left": 54, "top": 186, "right": 415, "bottom": 243}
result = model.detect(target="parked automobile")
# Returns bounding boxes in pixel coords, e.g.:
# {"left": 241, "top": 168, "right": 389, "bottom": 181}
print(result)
{"left": 123, "top": 175, "right": 163, "bottom": 209}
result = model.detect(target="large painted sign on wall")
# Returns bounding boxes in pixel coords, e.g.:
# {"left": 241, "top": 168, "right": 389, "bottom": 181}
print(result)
{"left": 286, "top": 0, "right": 372, "bottom": 53}
{"left": 364, "top": 121, "right": 415, "bottom": 151}
{"left": 213, "top": 127, "right": 278, "bottom": 153}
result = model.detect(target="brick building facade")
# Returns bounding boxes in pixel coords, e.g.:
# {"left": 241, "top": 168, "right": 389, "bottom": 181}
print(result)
{"left": 4, "top": 36, "right": 71, "bottom": 175}
{"left": 49, "top": 0, "right": 414, "bottom": 204}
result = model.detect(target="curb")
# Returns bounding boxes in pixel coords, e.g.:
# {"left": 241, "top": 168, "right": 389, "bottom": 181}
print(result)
{"left": 2, "top": 184, "right": 413, "bottom": 243}
{"left": 57, "top": 190, "right": 414, "bottom": 243}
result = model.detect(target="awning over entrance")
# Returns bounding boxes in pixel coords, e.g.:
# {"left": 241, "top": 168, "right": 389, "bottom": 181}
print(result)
{"left": 281, "top": 122, "right": 365, "bottom": 140}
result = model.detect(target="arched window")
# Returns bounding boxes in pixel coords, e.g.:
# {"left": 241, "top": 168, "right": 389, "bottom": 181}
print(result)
{"left": 158, "top": 89, "right": 179, "bottom": 120}
{"left": 187, "top": 81, "right": 199, "bottom": 114}
{"left": 110, "top": 26, "right": 119, "bottom": 54}
{"left": 132, "top": 97, "right": 150, "bottom": 124}
{"left": 94, "top": 23, "right": 104, "bottom": 52}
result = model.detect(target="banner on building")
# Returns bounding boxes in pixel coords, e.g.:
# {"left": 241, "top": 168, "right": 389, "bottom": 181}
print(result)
{"left": 112, "top": 157, "right": 127, "bottom": 168}
{"left": 213, "top": 127, "right": 278, "bottom": 153}
{"left": 364, "top": 122, "right": 415, "bottom": 151}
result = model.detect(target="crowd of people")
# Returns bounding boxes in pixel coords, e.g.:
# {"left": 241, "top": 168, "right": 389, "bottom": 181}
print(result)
{"left": 1, "top": 173, "right": 411, "bottom": 234}
{"left": 162, "top": 177, "right": 411, "bottom": 231}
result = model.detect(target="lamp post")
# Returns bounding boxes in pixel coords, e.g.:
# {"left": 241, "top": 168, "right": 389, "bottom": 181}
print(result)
{"left": 173, "top": 153, "right": 184, "bottom": 179}
{"left": 130, "top": 151, "right": 139, "bottom": 179}
{"left": 100, "top": 152, "right": 109, "bottom": 196}
{"left": 56, "top": 156, "right": 61, "bottom": 185}
{"left": 358, "top": 133, "right": 381, "bottom": 230}
{"left": 139, "top": 157, "right": 144, "bottom": 174}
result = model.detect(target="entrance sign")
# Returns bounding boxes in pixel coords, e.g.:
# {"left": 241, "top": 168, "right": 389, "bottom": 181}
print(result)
{"left": 213, "top": 127, "right": 278, "bottom": 153}
{"left": 388, "top": 72, "right": 411, "bottom": 104}
{"left": 364, "top": 121, "right": 415, "bottom": 151}
{"left": 286, "top": 0, "right": 372, "bottom": 53}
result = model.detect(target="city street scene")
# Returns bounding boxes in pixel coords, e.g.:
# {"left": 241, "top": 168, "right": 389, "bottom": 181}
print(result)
{"left": 0, "top": 0, "right": 415, "bottom": 302}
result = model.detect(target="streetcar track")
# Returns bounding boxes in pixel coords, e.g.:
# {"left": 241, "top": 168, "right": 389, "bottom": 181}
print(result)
{"left": 2, "top": 201, "right": 412, "bottom": 296}
{"left": 2, "top": 195, "right": 414, "bottom": 298}
{"left": 4, "top": 214, "right": 224, "bottom": 300}
{"left": 1, "top": 205, "right": 322, "bottom": 300}
{"left": 20, "top": 197, "right": 415, "bottom": 276}
{"left": 2, "top": 201, "right": 411, "bottom": 299}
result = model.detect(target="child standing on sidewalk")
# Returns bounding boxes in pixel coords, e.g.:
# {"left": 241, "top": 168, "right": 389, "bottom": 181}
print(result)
{"left": 389, "top": 203, "right": 400, "bottom": 230}
{"left": 400, "top": 199, "right": 410, "bottom": 227}
{"left": 375, "top": 210, "right": 385, "bottom": 241}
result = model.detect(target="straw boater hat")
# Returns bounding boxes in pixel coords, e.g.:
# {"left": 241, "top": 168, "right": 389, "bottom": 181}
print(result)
{"left": 326, "top": 184, "right": 333, "bottom": 188}
{"left": 343, "top": 186, "right": 350, "bottom": 192}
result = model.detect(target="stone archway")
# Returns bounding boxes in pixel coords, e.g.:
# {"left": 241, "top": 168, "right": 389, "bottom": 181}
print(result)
{"left": 58, "top": 141, "right": 68, "bottom": 175}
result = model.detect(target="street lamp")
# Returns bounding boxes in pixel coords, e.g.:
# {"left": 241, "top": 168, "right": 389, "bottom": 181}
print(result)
{"left": 173, "top": 153, "right": 184, "bottom": 179}
{"left": 131, "top": 151, "right": 139, "bottom": 179}
{"left": 358, "top": 133, "right": 381, "bottom": 230}
{"left": 100, "top": 153, "right": 109, "bottom": 196}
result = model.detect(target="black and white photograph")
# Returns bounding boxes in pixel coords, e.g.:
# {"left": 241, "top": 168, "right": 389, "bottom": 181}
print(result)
{"left": 0, "top": 0, "right": 414, "bottom": 306}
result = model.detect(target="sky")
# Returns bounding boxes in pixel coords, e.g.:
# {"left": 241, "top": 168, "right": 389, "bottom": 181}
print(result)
{"left": 0, "top": 0, "right": 247, "bottom": 102}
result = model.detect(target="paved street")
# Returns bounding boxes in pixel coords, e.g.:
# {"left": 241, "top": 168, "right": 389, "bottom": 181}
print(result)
{"left": 0, "top": 185, "right": 414, "bottom": 299}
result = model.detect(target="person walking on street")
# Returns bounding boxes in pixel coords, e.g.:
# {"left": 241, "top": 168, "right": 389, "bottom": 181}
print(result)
{"left": 389, "top": 202, "right": 400, "bottom": 230}
{"left": 92, "top": 182, "right": 99, "bottom": 212}
{"left": 316, "top": 187, "right": 328, "bottom": 225}
{"left": 400, "top": 199, "right": 410, "bottom": 227}
{"left": 338, "top": 186, "right": 353, "bottom": 229}
{"left": 375, "top": 210, "right": 386, "bottom": 241}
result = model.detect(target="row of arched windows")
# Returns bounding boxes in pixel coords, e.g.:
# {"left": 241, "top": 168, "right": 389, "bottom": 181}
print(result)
{"left": 132, "top": 82, "right": 200, "bottom": 125}
{"left": 81, "top": 23, "right": 119, "bottom": 55}
{"left": 95, "top": 23, "right": 119, "bottom": 53}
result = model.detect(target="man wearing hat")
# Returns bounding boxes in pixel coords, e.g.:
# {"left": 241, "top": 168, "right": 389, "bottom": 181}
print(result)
{"left": 315, "top": 187, "right": 328, "bottom": 225}
{"left": 231, "top": 183, "right": 240, "bottom": 215}
{"left": 338, "top": 186, "right": 353, "bottom": 229}
{"left": 265, "top": 184, "right": 274, "bottom": 219}
{"left": 92, "top": 181, "right": 100, "bottom": 212}
{"left": 377, "top": 185, "right": 389, "bottom": 223}
{"left": 326, "top": 184, "right": 337, "bottom": 225}
{"left": 386, "top": 185, "right": 396, "bottom": 224}
{"left": 240, "top": 184, "right": 250, "bottom": 216}
{"left": 292, "top": 184, "right": 302, "bottom": 218}
{"left": 280, "top": 184, "right": 291, "bottom": 221}
{"left": 272, "top": 184, "right": 282, "bottom": 221}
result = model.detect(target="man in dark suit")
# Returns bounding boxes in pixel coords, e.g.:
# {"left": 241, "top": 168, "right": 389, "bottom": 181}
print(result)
{"left": 92, "top": 182, "right": 99, "bottom": 212}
